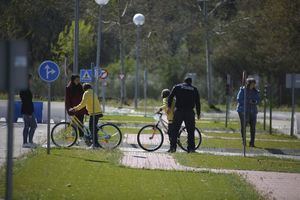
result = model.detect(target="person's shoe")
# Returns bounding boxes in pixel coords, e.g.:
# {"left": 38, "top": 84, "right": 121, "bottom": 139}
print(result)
{"left": 187, "top": 149, "right": 196, "bottom": 153}
{"left": 22, "top": 143, "right": 31, "bottom": 148}
{"left": 88, "top": 143, "right": 101, "bottom": 149}
{"left": 28, "top": 143, "right": 38, "bottom": 148}
{"left": 167, "top": 149, "right": 176, "bottom": 153}
{"left": 249, "top": 143, "right": 255, "bottom": 148}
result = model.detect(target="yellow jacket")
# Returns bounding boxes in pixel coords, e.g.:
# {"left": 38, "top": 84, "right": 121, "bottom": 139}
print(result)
{"left": 160, "top": 97, "right": 175, "bottom": 122}
{"left": 73, "top": 89, "right": 102, "bottom": 115}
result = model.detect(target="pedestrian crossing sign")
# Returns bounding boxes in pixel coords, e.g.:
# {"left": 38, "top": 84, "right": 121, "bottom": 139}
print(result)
{"left": 80, "top": 69, "right": 93, "bottom": 83}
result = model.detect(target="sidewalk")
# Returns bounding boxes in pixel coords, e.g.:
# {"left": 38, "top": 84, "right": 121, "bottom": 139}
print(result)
{"left": 120, "top": 148, "right": 300, "bottom": 200}
{"left": 0, "top": 123, "right": 49, "bottom": 168}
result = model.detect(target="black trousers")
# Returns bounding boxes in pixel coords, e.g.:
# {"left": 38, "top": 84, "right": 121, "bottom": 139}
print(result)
{"left": 238, "top": 112, "right": 257, "bottom": 145}
{"left": 89, "top": 114, "right": 102, "bottom": 145}
{"left": 170, "top": 109, "right": 195, "bottom": 150}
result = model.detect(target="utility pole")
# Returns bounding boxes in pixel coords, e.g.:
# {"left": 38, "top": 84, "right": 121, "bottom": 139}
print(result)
{"left": 202, "top": 0, "right": 213, "bottom": 106}
{"left": 118, "top": 0, "right": 125, "bottom": 107}
{"left": 74, "top": 0, "right": 79, "bottom": 73}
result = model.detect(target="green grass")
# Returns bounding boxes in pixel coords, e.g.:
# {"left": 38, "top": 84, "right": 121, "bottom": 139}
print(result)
{"left": 201, "top": 137, "right": 300, "bottom": 150}
{"left": 203, "top": 132, "right": 298, "bottom": 140}
{"left": 0, "top": 149, "right": 262, "bottom": 200}
{"left": 175, "top": 153, "right": 300, "bottom": 173}
{"left": 102, "top": 114, "right": 269, "bottom": 133}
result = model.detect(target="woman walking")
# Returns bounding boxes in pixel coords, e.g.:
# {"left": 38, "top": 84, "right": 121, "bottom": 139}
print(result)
{"left": 236, "top": 78, "right": 260, "bottom": 147}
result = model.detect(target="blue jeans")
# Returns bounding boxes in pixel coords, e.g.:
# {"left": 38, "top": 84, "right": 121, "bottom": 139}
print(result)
{"left": 23, "top": 114, "right": 37, "bottom": 144}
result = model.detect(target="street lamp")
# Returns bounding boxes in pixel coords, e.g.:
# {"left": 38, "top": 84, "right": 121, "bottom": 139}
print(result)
{"left": 133, "top": 13, "right": 145, "bottom": 109}
{"left": 95, "top": 0, "right": 109, "bottom": 113}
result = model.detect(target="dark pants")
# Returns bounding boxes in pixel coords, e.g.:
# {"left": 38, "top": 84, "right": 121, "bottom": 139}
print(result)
{"left": 76, "top": 114, "right": 85, "bottom": 137}
{"left": 23, "top": 114, "right": 37, "bottom": 144}
{"left": 167, "top": 123, "right": 173, "bottom": 145}
{"left": 89, "top": 114, "right": 101, "bottom": 146}
{"left": 238, "top": 112, "right": 257, "bottom": 145}
{"left": 170, "top": 109, "right": 195, "bottom": 151}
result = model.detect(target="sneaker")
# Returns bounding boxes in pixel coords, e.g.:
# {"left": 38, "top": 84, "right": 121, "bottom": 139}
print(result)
{"left": 88, "top": 143, "right": 101, "bottom": 149}
{"left": 28, "top": 143, "right": 38, "bottom": 148}
{"left": 249, "top": 143, "right": 255, "bottom": 148}
{"left": 167, "top": 149, "right": 176, "bottom": 153}
{"left": 187, "top": 149, "right": 196, "bottom": 153}
{"left": 22, "top": 143, "right": 31, "bottom": 148}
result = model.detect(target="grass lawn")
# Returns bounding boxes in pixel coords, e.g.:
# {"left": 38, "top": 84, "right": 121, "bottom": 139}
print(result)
{"left": 174, "top": 153, "right": 300, "bottom": 173}
{"left": 200, "top": 137, "right": 300, "bottom": 150}
{"left": 0, "top": 149, "right": 262, "bottom": 200}
{"left": 102, "top": 114, "right": 269, "bottom": 133}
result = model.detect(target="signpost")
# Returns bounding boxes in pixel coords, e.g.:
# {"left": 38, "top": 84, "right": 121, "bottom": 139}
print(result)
{"left": 38, "top": 60, "right": 60, "bottom": 155}
{"left": 225, "top": 74, "right": 231, "bottom": 127}
{"left": 286, "top": 73, "right": 300, "bottom": 136}
{"left": 1, "top": 40, "right": 28, "bottom": 200}
{"left": 242, "top": 71, "right": 247, "bottom": 157}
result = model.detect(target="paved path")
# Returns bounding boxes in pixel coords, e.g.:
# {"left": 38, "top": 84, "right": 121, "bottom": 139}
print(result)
{"left": 0, "top": 123, "right": 50, "bottom": 168}
{"left": 120, "top": 148, "right": 300, "bottom": 200}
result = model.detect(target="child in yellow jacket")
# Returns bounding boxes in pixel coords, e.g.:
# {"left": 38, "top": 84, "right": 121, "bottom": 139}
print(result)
{"left": 70, "top": 83, "right": 103, "bottom": 148}
{"left": 158, "top": 89, "right": 175, "bottom": 152}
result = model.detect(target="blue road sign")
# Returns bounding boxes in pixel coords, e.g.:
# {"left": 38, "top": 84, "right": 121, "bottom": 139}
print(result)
{"left": 80, "top": 69, "right": 93, "bottom": 83}
{"left": 38, "top": 60, "right": 60, "bottom": 82}
{"left": 80, "top": 68, "right": 105, "bottom": 83}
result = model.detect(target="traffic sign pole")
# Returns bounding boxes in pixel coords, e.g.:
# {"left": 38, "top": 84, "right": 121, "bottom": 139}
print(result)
{"left": 38, "top": 60, "right": 60, "bottom": 155}
{"left": 47, "top": 83, "right": 51, "bottom": 154}
{"left": 291, "top": 73, "right": 295, "bottom": 136}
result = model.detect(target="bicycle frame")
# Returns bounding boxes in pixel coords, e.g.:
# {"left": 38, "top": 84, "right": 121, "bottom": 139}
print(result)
{"left": 69, "top": 116, "right": 90, "bottom": 136}
{"left": 69, "top": 116, "right": 112, "bottom": 139}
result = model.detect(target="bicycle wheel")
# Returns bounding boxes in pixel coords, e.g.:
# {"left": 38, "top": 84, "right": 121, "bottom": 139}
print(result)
{"left": 137, "top": 125, "right": 164, "bottom": 152}
{"left": 51, "top": 122, "right": 78, "bottom": 147}
{"left": 178, "top": 127, "right": 202, "bottom": 152}
{"left": 97, "top": 123, "right": 122, "bottom": 149}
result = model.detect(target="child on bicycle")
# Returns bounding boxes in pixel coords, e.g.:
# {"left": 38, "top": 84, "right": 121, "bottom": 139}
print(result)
{"left": 69, "top": 83, "right": 103, "bottom": 148}
{"left": 158, "top": 89, "right": 175, "bottom": 152}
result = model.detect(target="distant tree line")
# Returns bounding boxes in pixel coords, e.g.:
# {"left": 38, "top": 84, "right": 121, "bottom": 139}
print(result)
{"left": 0, "top": 0, "right": 299, "bottom": 106}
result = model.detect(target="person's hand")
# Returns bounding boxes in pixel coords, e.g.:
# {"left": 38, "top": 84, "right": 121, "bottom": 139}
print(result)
{"left": 69, "top": 108, "right": 75, "bottom": 112}
{"left": 166, "top": 108, "right": 171, "bottom": 115}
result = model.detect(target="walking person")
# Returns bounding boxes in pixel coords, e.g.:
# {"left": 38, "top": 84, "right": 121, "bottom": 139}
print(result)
{"left": 69, "top": 83, "right": 103, "bottom": 148}
{"left": 65, "top": 74, "right": 88, "bottom": 138}
{"left": 167, "top": 77, "right": 201, "bottom": 153}
{"left": 19, "top": 74, "right": 37, "bottom": 148}
{"left": 237, "top": 78, "right": 260, "bottom": 147}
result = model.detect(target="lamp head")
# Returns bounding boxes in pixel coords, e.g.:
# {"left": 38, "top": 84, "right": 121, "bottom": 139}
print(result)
{"left": 133, "top": 13, "right": 145, "bottom": 26}
{"left": 95, "top": 0, "right": 109, "bottom": 6}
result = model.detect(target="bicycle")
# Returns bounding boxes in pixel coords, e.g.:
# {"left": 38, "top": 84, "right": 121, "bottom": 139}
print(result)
{"left": 137, "top": 112, "right": 202, "bottom": 152}
{"left": 51, "top": 115, "right": 122, "bottom": 149}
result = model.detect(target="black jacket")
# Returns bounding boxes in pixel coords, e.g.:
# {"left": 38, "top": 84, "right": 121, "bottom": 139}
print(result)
{"left": 168, "top": 83, "right": 201, "bottom": 116}
{"left": 19, "top": 89, "right": 34, "bottom": 115}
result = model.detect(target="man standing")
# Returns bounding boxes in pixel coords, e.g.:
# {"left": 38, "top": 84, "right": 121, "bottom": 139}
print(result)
{"left": 167, "top": 77, "right": 201, "bottom": 153}
{"left": 19, "top": 74, "right": 37, "bottom": 148}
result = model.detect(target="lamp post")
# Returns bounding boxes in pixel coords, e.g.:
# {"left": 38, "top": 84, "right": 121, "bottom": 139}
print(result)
{"left": 133, "top": 13, "right": 145, "bottom": 109}
{"left": 95, "top": 0, "right": 109, "bottom": 112}
{"left": 74, "top": 0, "right": 79, "bottom": 73}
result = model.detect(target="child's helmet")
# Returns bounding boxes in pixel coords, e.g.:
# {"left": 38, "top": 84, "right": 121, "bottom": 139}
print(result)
{"left": 161, "top": 89, "right": 170, "bottom": 98}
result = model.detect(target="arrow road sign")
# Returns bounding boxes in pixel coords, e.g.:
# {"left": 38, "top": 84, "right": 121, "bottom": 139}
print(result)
{"left": 38, "top": 61, "right": 60, "bottom": 83}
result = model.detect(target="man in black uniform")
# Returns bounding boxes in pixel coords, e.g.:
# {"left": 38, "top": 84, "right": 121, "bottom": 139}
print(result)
{"left": 167, "top": 77, "right": 200, "bottom": 153}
